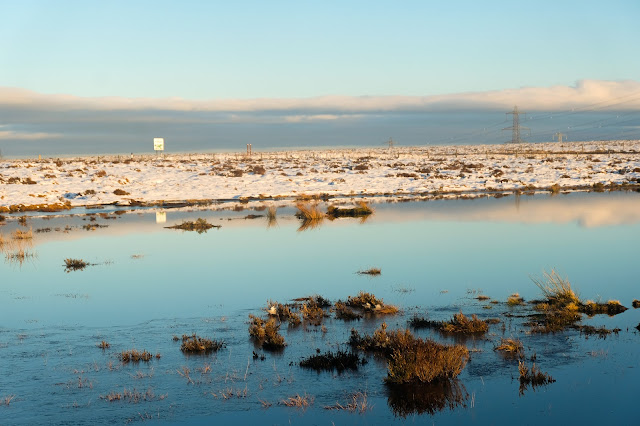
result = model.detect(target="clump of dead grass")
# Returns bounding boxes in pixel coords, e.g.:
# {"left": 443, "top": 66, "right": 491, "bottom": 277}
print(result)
{"left": 119, "top": 349, "right": 154, "bottom": 363}
{"left": 295, "top": 202, "right": 325, "bottom": 220}
{"left": 346, "top": 291, "right": 398, "bottom": 315}
{"left": 266, "top": 301, "right": 301, "bottom": 326}
{"left": 98, "top": 341, "right": 110, "bottom": 349}
{"left": 11, "top": 229, "right": 33, "bottom": 240}
{"left": 530, "top": 269, "right": 579, "bottom": 307}
{"left": 441, "top": 312, "right": 489, "bottom": 334}
{"left": 334, "top": 301, "right": 362, "bottom": 321}
{"left": 1, "top": 395, "right": 16, "bottom": 406}
{"left": 633, "top": 299, "right": 640, "bottom": 308}
{"left": 324, "top": 391, "right": 371, "bottom": 413}
{"left": 507, "top": 293, "right": 525, "bottom": 306}
{"left": 180, "top": 334, "right": 225, "bottom": 353}
{"left": 248, "top": 315, "right": 286, "bottom": 350}
{"left": 494, "top": 338, "right": 524, "bottom": 358}
{"left": 349, "top": 323, "right": 469, "bottom": 384}
{"left": 518, "top": 360, "right": 555, "bottom": 394}
{"left": 166, "top": 218, "right": 220, "bottom": 234}
{"left": 357, "top": 267, "right": 381, "bottom": 276}
{"left": 280, "top": 394, "right": 313, "bottom": 409}
{"left": 299, "top": 350, "right": 366, "bottom": 373}
{"left": 327, "top": 201, "right": 373, "bottom": 218}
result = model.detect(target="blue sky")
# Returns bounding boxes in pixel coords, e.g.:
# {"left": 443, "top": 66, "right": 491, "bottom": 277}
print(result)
{"left": 1, "top": 0, "right": 638, "bottom": 99}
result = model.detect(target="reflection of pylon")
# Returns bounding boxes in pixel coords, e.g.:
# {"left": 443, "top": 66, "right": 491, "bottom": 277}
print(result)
{"left": 386, "top": 138, "right": 395, "bottom": 149}
{"left": 503, "top": 106, "right": 530, "bottom": 144}
{"left": 554, "top": 132, "right": 566, "bottom": 142}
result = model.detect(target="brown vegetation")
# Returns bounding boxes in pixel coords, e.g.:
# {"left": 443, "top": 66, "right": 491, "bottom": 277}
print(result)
{"left": 180, "top": 334, "right": 225, "bottom": 353}
{"left": 346, "top": 291, "right": 398, "bottom": 315}
{"left": 119, "top": 349, "right": 154, "bottom": 363}
{"left": 248, "top": 315, "right": 286, "bottom": 350}
{"left": 165, "top": 218, "right": 220, "bottom": 233}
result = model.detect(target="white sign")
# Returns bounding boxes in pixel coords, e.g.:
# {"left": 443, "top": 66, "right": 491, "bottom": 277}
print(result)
{"left": 153, "top": 138, "right": 165, "bottom": 151}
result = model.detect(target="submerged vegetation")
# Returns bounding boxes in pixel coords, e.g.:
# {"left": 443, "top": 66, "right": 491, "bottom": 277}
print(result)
{"left": 327, "top": 201, "right": 373, "bottom": 218}
{"left": 64, "top": 258, "right": 89, "bottom": 272}
{"left": 248, "top": 315, "right": 286, "bottom": 350}
{"left": 346, "top": 291, "right": 398, "bottom": 315}
{"left": 357, "top": 267, "right": 381, "bottom": 276}
{"left": 518, "top": 360, "right": 555, "bottom": 394}
{"left": 409, "top": 312, "right": 489, "bottom": 335}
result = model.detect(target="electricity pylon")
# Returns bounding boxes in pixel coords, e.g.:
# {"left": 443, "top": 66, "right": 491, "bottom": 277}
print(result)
{"left": 503, "top": 106, "right": 530, "bottom": 144}
{"left": 554, "top": 132, "right": 566, "bottom": 142}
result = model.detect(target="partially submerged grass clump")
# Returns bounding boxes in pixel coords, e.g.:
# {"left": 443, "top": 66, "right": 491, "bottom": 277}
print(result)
{"left": 357, "top": 267, "right": 381, "bottom": 276}
{"left": 98, "top": 341, "right": 110, "bottom": 349}
{"left": 296, "top": 202, "right": 324, "bottom": 231}
{"left": 581, "top": 300, "right": 628, "bottom": 316}
{"left": 494, "top": 338, "right": 524, "bottom": 358}
{"left": 530, "top": 269, "right": 579, "bottom": 307}
{"left": 518, "top": 360, "right": 555, "bottom": 394}
{"left": 346, "top": 291, "right": 398, "bottom": 315}
{"left": 334, "top": 301, "right": 362, "bottom": 321}
{"left": 299, "top": 350, "right": 366, "bottom": 373}
{"left": 119, "top": 349, "right": 154, "bottom": 363}
{"left": 248, "top": 315, "right": 286, "bottom": 350}
{"left": 633, "top": 299, "right": 640, "bottom": 309}
{"left": 180, "top": 334, "right": 225, "bottom": 353}
{"left": 576, "top": 325, "right": 620, "bottom": 339}
{"left": 507, "top": 293, "right": 525, "bottom": 306}
{"left": 324, "top": 391, "right": 371, "bottom": 413}
{"left": 64, "top": 258, "right": 89, "bottom": 272}
{"left": 280, "top": 394, "right": 313, "bottom": 409}
{"left": 11, "top": 229, "right": 33, "bottom": 240}
{"left": 441, "top": 312, "right": 489, "bottom": 334}
{"left": 327, "top": 201, "right": 373, "bottom": 218}
{"left": 266, "top": 301, "right": 301, "bottom": 326}
{"left": 350, "top": 323, "right": 469, "bottom": 384}
{"left": 166, "top": 218, "right": 220, "bottom": 234}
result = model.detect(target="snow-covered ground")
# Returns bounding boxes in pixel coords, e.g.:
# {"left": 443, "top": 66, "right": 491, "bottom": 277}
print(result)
{"left": 1, "top": 140, "right": 639, "bottom": 211}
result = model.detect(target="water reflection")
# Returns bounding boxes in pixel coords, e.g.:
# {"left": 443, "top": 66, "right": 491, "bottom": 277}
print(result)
{"left": 386, "top": 380, "right": 468, "bottom": 417}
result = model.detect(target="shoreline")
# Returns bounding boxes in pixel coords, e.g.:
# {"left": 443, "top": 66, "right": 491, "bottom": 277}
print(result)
{"left": 1, "top": 140, "right": 639, "bottom": 213}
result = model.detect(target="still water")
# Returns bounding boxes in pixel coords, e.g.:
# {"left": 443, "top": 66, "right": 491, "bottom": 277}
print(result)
{"left": 0, "top": 192, "right": 639, "bottom": 424}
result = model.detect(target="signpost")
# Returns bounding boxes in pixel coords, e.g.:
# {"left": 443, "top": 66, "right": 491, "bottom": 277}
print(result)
{"left": 153, "top": 138, "right": 165, "bottom": 154}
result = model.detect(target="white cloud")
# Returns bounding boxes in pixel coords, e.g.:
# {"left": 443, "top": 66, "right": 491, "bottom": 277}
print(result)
{"left": 1, "top": 79, "right": 639, "bottom": 116}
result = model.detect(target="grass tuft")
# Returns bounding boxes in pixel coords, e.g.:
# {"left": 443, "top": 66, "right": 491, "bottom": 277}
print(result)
{"left": 166, "top": 218, "right": 220, "bottom": 234}
{"left": 119, "top": 349, "right": 154, "bottom": 363}
{"left": 327, "top": 201, "right": 373, "bottom": 218}
{"left": 299, "top": 350, "right": 366, "bottom": 373}
{"left": 494, "top": 338, "right": 524, "bottom": 358}
{"left": 180, "top": 334, "right": 225, "bottom": 353}
{"left": 248, "top": 315, "right": 286, "bottom": 350}
{"left": 518, "top": 360, "right": 555, "bottom": 394}
{"left": 357, "top": 267, "right": 381, "bottom": 276}
{"left": 281, "top": 394, "right": 313, "bottom": 409}
{"left": 441, "top": 312, "right": 489, "bottom": 334}
{"left": 64, "top": 258, "right": 89, "bottom": 271}
{"left": 346, "top": 291, "right": 398, "bottom": 315}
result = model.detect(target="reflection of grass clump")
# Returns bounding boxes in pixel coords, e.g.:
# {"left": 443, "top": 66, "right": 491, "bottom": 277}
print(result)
{"left": 386, "top": 380, "right": 468, "bottom": 418}
{"left": 350, "top": 323, "right": 469, "bottom": 384}
{"left": 299, "top": 350, "right": 366, "bottom": 373}
{"left": 248, "top": 315, "right": 286, "bottom": 350}
{"left": 166, "top": 218, "right": 220, "bottom": 234}
{"left": 180, "top": 334, "right": 225, "bottom": 353}
{"left": 12, "top": 229, "right": 33, "bottom": 240}
{"left": 518, "top": 360, "right": 555, "bottom": 394}
{"left": 346, "top": 291, "right": 398, "bottom": 315}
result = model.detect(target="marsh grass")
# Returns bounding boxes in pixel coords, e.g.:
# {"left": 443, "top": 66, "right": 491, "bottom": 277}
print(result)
{"left": 180, "top": 334, "right": 225, "bottom": 353}
{"left": 441, "top": 312, "right": 489, "bottom": 334}
{"left": 324, "top": 392, "right": 371, "bottom": 413}
{"left": 299, "top": 350, "right": 366, "bottom": 373}
{"left": 494, "top": 338, "right": 524, "bottom": 358}
{"left": 334, "top": 301, "right": 363, "bottom": 320}
{"left": 1, "top": 395, "right": 16, "bottom": 406}
{"left": 350, "top": 323, "right": 469, "bottom": 384}
{"left": 357, "top": 267, "right": 381, "bottom": 276}
{"left": 281, "top": 394, "right": 313, "bottom": 409}
{"left": 98, "top": 341, "right": 110, "bottom": 349}
{"left": 248, "top": 315, "right": 286, "bottom": 350}
{"left": 295, "top": 202, "right": 325, "bottom": 220}
{"left": 326, "top": 201, "right": 373, "bottom": 218}
{"left": 408, "top": 315, "right": 443, "bottom": 330}
{"left": 346, "top": 291, "right": 398, "bottom": 315}
{"left": 518, "top": 360, "right": 555, "bottom": 394}
{"left": 166, "top": 218, "right": 220, "bottom": 234}
{"left": 64, "top": 258, "right": 89, "bottom": 272}
{"left": 633, "top": 299, "right": 640, "bottom": 308}
{"left": 507, "top": 293, "right": 525, "bottom": 306}
{"left": 576, "top": 325, "right": 620, "bottom": 339}
{"left": 119, "top": 349, "right": 154, "bottom": 363}
{"left": 530, "top": 269, "right": 579, "bottom": 307}
{"left": 5, "top": 248, "right": 37, "bottom": 266}
{"left": 266, "top": 301, "right": 301, "bottom": 326}
{"left": 581, "top": 300, "right": 628, "bottom": 316}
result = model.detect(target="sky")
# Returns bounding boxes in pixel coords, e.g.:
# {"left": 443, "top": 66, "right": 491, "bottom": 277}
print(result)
{"left": 0, "top": 0, "right": 639, "bottom": 155}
